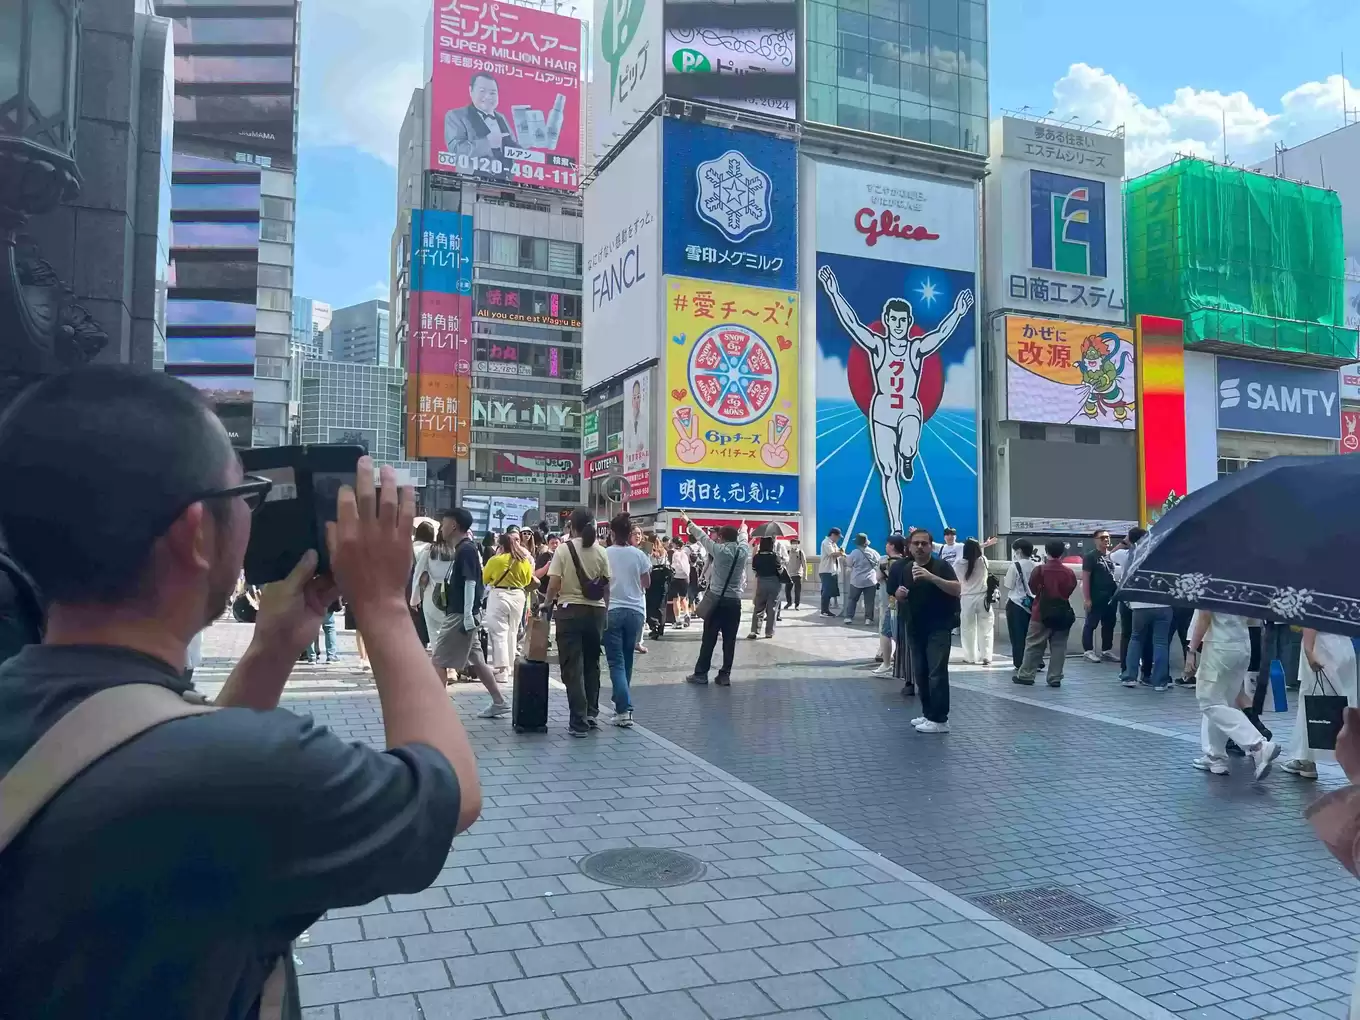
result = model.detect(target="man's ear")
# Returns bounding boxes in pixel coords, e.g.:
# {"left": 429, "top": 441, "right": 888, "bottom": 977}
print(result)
{"left": 162, "top": 502, "right": 212, "bottom": 575}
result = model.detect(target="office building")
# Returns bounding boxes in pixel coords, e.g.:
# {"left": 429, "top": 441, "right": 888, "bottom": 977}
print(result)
{"left": 1, "top": 0, "right": 174, "bottom": 409}
{"left": 298, "top": 359, "right": 406, "bottom": 463}
{"left": 393, "top": 82, "right": 585, "bottom": 520}
{"left": 155, "top": 0, "right": 301, "bottom": 448}
{"left": 329, "top": 299, "right": 391, "bottom": 366}
{"left": 291, "top": 296, "right": 331, "bottom": 358}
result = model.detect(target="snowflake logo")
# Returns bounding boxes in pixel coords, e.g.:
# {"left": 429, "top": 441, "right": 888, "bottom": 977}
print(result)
{"left": 695, "top": 149, "right": 773, "bottom": 243}
{"left": 1268, "top": 587, "right": 1315, "bottom": 619}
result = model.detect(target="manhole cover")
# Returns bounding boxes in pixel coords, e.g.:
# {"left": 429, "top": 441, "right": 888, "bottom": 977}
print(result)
{"left": 579, "top": 848, "right": 705, "bottom": 888}
{"left": 969, "top": 885, "right": 1123, "bottom": 941}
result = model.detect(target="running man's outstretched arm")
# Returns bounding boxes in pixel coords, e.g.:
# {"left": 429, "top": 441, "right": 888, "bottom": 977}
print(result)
{"left": 918, "top": 289, "right": 975, "bottom": 357}
{"left": 817, "top": 265, "right": 883, "bottom": 357}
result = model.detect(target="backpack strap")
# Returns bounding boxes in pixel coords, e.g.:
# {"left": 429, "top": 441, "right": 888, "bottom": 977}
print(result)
{"left": 0, "top": 683, "right": 217, "bottom": 854}
{"left": 0, "top": 682, "right": 293, "bottom": 1017}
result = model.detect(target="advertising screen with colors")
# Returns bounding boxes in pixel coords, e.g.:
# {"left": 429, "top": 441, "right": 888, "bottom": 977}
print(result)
{"left": 430, "top": 2, "right": 582, "bottom": 192}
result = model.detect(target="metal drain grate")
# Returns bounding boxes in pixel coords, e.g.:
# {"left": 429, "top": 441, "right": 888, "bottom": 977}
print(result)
{"left": 579, "top": 848, "right": 705, "bottom": 888}
{"left": 969, "top": 885, "right": 1123, "bottom": 941}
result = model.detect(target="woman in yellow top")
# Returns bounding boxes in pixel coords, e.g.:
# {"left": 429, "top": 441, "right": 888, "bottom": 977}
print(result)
{"left": 482, "top": 531, "right": 534, "bottom": 680}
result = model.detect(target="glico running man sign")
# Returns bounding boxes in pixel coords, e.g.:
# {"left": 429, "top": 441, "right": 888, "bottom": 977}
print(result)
{"left": 430, "top": 1, "right": 583, "bottom": 192}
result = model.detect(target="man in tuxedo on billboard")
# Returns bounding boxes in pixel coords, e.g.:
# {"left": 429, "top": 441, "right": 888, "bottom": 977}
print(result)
{"left": 444, "top": 72, "right": 515, "bottom": 179}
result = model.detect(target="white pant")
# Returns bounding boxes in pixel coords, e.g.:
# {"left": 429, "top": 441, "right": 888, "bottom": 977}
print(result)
{"left": 960, "top": 592, "right": 993, "bottom": 663}
{"left": 484, "top": 588, "right": 526, "bottom": 673}
{"left": 1288, "top": 632, "right": 1360, "bottom": 764}
{"left": 1196, "top": 645, "right": 1260, "bottom": 757}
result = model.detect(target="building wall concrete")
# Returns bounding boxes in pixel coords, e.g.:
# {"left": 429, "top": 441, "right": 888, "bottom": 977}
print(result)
{"left": 23, "top": 0, "right": 172, "bottom": 372}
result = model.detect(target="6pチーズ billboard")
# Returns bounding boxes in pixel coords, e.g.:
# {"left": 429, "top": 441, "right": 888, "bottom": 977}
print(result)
{"left": 663, "top": 276, "right": 799, "bottom": 516}
{"left": 1004, "top": 316, "right": 1136, "bottom": 429}
{"left": 430, "top": 2, "right": 582, "bottom": 191}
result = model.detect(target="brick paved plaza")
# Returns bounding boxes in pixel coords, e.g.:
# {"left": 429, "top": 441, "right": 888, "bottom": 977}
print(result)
{"left": 195, "top": 611, "right": 1360, "bottom": 1020}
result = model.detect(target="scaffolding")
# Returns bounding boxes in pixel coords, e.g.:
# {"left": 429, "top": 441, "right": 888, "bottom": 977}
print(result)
{"left": 1125, "top": 156, "right": 1357, "bottom": 361}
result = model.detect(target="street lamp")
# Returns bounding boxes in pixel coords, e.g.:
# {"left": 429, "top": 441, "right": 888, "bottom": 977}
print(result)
{"left": 0, "top": 0, "right": 106, "bottom": 395}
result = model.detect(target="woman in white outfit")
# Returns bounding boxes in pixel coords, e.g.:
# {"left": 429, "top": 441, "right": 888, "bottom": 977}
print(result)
{"left": 412, "top": 516, "right": 459, "bottom": 651}
{"left": 481, "top": 531, "right": 533, "bottom": 680}
{"left": 1283, "top": 628, "right": 1360, "bottom": 780}
{"left": 957, "top": 538, "right": 993, "bottom": 665}
{"left": 1188, "top": 610, "right": 1279, "bottom": 779}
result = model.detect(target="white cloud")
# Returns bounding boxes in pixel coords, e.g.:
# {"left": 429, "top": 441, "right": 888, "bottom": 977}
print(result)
{"left": 938, "top": 347, "right": 976, "bottom": 411}
{"left": 815, "top": 348, "right": 853, "bottom": 401}
{"left": 1048, "top": 63, "right": 1357, "bottom": 176}
{"left": 298, "top": 0, "right": 588, "bottom": 165}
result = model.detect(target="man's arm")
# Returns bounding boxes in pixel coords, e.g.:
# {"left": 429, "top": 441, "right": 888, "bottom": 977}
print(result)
{"left": 917, "top": 290, "right": 974, "bottom": 357}
{"left": 929, "top": 561, "right": 962, "bottom": 598}
{"left": 1081, "top": 561, "right": 1093, "bottom": 609}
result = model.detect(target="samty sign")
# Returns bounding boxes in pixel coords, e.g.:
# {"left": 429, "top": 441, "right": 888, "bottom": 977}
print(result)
{"left": 1215, "top": 356, "right": 1340, "bottom": 439}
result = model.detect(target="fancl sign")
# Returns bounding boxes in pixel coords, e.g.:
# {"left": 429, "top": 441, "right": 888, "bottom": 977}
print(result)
{"left": 1215, "top": 356, "right": 1341, "bottom": 439}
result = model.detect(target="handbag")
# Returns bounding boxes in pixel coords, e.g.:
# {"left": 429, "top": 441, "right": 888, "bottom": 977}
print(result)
{"left": 1305, "top": 666, "right": 1349, "bottom": 751}
{"left": 696, "top": 551, "right": 741, "bottom": 621}
{"left": 565, "top": 541, "right": 608, "bottom": 601}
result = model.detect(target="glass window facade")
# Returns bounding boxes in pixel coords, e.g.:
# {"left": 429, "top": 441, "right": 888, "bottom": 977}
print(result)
{"left": 171, "top": 182, "right": 261, "bottom": 210}
{"left": 173, "top": 16, "right": 294, "bottom": 44}
{"left": 173, "top": 55, "right": 295, "bottom": 84}
{"left": 167, "top": 298, "right": 257, "bottom": 325}
{"left": 171, "top": 220, "right": 260, "bottom": 247}
{"left": 806, "top": 0, "right": 988, "bottom": 154}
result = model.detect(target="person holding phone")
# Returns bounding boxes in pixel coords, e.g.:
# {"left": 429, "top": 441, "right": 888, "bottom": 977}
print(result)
{"left": 683, "top": 512, "right": 749, "bottom": 687}
{"left": 0, "top": 367, "right": 483, "bottom": 1019}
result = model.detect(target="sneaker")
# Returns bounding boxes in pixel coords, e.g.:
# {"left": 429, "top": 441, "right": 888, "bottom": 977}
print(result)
{"left": 910, "top": 716, "right": 927, "bottom": 726}
{"left": 915, "top": 720, "right": 950, "bottom": 734}
{"left": 901, "top": 683, "right": 915, "bottom": 697}
{"left": 820, "top": 611, "right": 834, "bottom": 617}
{"left": 874, "top": 654, "right": 884, "bottom": 663}
{"left": 1281, "top": 759, "right": 1318, "bottom": 779}
{"left": 1012, "top": 674, "right": 1034, "bottom": 686}
{"left": 961, "top": 658, "right": 976, "bottom": 665}
{"left": 871, "top": 663, "right": 894, "bottom": 677}
{"left": 1226, "top": 740, "right": 1245, "bottom": 757}
{"left": 1121, "top": 678, "right": 1138, "bottom": 688}
{"left": 1047, "top": 678, "right": 1062, "bottom": 688}
{"left": 635, "top": 644, "right": 648, "bottom": 654}
{"left": 747, "top": 632, "right": 759, "bottom": 639}
{"left": 1192, "top": 755, "right": 1230, "bottom": 775}
{"left": 1251, "top": 740, "right": 1281, "bottom": 780}
{"left": 1153, "top": 684, "right": 1169, "bottom": 692}
{"left": 1101, "top": 650, "right": 1120, "bottom": 662}
{"left": 478, "top": 701, "right": 510, "bottom": 719}
{"left": 586, "top": 715, "right": 600, "bottom": 729}
{"left": 685, "top": 674, "right": 710, "bottom": 685}
{"left": 715, "top": 673, "right": 731, "bottom": 686}
{"left": 1174, "top": 675, "right": 1195, "bottom": 686}
{"left": 843, "top": 618, "right": 855, "bottom": 626}
{"left": 1083, "top": 650, "right": 1101, "bottom": 663}
{"left": 614, "top": 709, "right": 634, "bottom": 727}
{"left": 981, "top": 659, "right": 993, "bottom": 666}
{"left": 569, "top": 725, "right": 590, "bottom": 738}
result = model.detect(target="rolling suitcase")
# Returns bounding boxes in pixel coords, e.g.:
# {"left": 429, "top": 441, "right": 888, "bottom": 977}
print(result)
{"left": 513, "top": 659, "right": 549, "bottom": 733}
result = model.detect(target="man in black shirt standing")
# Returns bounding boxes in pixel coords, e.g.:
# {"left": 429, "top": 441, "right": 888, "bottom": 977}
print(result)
{"left": 0, "top": 367, "right": 482, "bottom": 1020}
{"left": 1080, "top": 528, "right": 1119, "bottom": 663}
{"left": 894, "top": 528, "right": 961, "bottom": 733}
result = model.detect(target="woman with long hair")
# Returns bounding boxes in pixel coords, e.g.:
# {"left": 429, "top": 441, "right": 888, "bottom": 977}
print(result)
{"left": 546, "top": 507, "right": 612, "bottom": 736}
{"left": 482, "top": 529, "right": 534, "bottom": 682}
{"left": 602, "top": 513, "right": 651, "bottom": 726}
{"left": 958, "top": 537, "right": 994, "bottom": 665}
{"left": 412, "top": 514, "right": 460, "bottom": 652}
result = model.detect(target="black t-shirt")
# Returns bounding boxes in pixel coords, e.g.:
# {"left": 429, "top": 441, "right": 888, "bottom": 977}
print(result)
{"left": 752, "top": 550, "right": 782, "bottom": 578}
{"left": 899, "top": 555, "right": 960, "bottom": 634}
{"left": 535, "top": 549, "right": 553, "bottom": 594}
{"left": 1082, "top": 548, "right": 1116, "bottom": 598}
{"left": 448, "top": 537, "right": 484, "bottom": 615}
{"left": 0, "top": 645, "right": 462, "bottom": 1020}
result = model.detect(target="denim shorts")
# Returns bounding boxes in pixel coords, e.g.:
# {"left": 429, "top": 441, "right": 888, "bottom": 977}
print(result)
{"left": 880, "top": 599, "right": 895, "bottom": 637}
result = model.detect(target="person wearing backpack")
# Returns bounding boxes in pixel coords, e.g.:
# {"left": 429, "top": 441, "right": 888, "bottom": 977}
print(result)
{"left": 1014, "top": 540, "right": 1078, "bottom": 688}
{"left": 546, "top": 507, "right": 612, "bottom": 736}
{"left": 0, "top": 367, "right": 482, "bottom": 1020}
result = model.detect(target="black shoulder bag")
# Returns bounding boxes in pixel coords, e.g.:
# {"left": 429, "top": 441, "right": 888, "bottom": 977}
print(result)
{"left": 565, "top": 542, "right": 608, "bottom": 601}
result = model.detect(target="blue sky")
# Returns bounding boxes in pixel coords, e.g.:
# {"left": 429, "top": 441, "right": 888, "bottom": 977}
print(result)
{"left": 292, "top": 0, "right": 1359, "bottom": 308}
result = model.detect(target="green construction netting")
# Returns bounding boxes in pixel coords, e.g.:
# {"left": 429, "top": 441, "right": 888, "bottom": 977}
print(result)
{"left": 1125, "top": 157, "right": 1358, "bottom": 360}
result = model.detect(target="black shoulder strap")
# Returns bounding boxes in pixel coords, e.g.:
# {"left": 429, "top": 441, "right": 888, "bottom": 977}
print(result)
{"left": 565, "top": 540, "right": 595, "bottom": 585}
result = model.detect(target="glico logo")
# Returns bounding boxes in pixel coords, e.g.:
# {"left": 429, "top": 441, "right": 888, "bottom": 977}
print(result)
{"left": 854, "top": 207, "right": 940, "bottom": 247}
{"left": 1030, "top": 169, "right": 1107, "bottom": 278}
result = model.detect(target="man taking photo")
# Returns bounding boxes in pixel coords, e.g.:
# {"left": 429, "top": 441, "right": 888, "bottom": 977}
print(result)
{"left": 0, "top": 366, "right": 481, "bottom": 1019}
